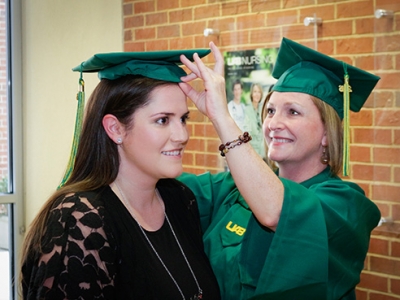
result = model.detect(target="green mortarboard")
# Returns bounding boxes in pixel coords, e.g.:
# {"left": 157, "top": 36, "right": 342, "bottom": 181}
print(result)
{"left": 272, "top": 37, "right": 379, "bottom": 118}
{"left": 271, "top": 37, "right": 380, "bottom": 176}
{"left": 59, "top": 48, "right": 211, "bottom": 188}
{"left": 72, "top": 48, "right": 211, "bottom": 82}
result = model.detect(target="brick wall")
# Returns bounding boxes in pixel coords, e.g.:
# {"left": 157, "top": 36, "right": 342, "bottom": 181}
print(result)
{"left": 123, "top": 0, "right": 400, "bottom": 298}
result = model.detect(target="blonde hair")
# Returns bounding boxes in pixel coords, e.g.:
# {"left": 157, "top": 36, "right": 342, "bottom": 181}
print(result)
{"left": 261, "top": 92, "right": 343, "bottom": 175}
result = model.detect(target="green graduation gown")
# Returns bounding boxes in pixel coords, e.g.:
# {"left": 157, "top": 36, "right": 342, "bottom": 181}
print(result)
{"left": 178, "top": 167, "right": 380, "bottom": 300}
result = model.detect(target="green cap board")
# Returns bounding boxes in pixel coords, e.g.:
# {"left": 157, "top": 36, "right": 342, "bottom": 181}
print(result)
{"left": 72, "top": 49, "right": 211, "bottom": 82}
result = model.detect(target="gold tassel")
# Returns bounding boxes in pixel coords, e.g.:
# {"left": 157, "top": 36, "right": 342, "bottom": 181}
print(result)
{"left": 58, "top": 73, "right": 85, "bottom": 189}
{"left": 339, "top": 63, "right": 352, "bottom": 177}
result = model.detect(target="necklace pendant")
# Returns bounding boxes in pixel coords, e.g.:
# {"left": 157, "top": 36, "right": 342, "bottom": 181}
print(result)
{"left": 190, "top": 291, "right": 203, "bottom": 300}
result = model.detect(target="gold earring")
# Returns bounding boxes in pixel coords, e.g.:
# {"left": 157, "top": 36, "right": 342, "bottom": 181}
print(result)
{"left": 321, "top": 146, "right": 329, "bottom": 164}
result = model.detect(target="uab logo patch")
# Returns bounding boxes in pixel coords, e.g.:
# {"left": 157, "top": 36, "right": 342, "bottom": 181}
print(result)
{"left": 225, "top": 221, "right": 246, "bottom": 236}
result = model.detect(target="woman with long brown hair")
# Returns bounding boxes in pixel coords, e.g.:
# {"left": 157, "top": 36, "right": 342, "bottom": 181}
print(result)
{"left": 20, "top": 50, "right": 220, "bottom": 300}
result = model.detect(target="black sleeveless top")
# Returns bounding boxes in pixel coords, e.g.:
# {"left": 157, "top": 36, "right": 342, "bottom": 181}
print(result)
{"left": 22, "top": 179, "right": 221, "bottom": 299}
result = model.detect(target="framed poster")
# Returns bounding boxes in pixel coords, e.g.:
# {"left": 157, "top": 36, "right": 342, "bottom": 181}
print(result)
{"left": 224, "top": 48, "right": 279, "bottom": 159}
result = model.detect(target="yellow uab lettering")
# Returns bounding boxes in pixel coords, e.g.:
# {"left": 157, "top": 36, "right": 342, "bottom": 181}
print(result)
{"left": 226, "top": 221, "right": 246, "bottom": 236}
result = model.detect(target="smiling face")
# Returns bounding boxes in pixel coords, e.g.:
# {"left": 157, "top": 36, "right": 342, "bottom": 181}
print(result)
{"left": 119, "top": 84, "right": 189, "bottom": 181}
{"left": 251, "top": 84, "right": 263, "bottom": 104}
{"left": 263, "top": 91, "right": 327, "bottom": 174}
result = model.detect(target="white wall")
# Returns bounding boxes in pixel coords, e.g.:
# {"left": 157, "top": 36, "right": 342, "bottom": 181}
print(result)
{"left": 22, "top": 0, "right": 123, "bottom": 226}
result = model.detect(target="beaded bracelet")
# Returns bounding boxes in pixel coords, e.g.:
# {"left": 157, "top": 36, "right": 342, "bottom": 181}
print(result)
{"left": 219, "top": 132, "right": 252, "bottom": 157}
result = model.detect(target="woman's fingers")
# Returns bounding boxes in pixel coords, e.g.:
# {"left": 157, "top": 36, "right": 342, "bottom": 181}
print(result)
{"left": 209, "top": 42, "right": 224, "bottom": 76}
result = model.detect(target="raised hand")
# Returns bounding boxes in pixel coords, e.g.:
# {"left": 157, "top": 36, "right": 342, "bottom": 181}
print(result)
{"left": 179, "top": 42, "right": 230, "bottom": 123}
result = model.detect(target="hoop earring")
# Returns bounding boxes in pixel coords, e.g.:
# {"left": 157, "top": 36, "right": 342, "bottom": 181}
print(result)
{"left": 321, "top": 146, "right": 329, "bottom": 164}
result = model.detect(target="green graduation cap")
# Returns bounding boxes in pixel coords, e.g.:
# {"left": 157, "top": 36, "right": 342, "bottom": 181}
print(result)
{"left": 59, "top": 48, "right": 211, "bottom": 188}
{"left": 271, "top": 37, "right": 380, "bottom": 176}
{"left": 72, "top": 48, "right": 211, "bottom": 82}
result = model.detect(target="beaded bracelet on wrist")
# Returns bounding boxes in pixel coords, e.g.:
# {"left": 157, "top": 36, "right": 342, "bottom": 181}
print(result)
{"left": 219, "top": 132, "right": 252, "bottom": 157}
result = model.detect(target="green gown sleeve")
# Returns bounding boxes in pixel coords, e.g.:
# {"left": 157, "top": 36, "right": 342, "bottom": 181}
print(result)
{"left": 245, "top": 178, "right": 381, "bottom": 300}
{"left": 178, "top": 172, "right": 243, "bottom": 232}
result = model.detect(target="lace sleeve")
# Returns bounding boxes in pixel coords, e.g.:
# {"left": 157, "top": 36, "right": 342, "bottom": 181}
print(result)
{"left": 27, "top": 192, "right": 116, "bottom": 299}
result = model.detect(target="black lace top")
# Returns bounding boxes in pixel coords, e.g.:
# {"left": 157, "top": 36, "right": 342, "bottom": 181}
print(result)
{"left": 22, "top": 179, "right": 220, "bottom": 299}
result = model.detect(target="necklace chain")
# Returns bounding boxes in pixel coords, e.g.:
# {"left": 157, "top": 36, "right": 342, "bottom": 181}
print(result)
{"left": 115, "top": 183, "right": 203, "bottom": 300}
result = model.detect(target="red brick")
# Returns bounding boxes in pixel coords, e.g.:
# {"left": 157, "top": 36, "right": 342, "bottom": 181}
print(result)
{"left": 124, "top": 30, "right": 132, "bottom": 42}
{"left": 355, "top": 17, "right": 374, "bottom": 35}
{"left": 353, "top": 128, "right": 392, "bottom": 145}
{"left": 124, "top": 15, "right": 144, "bottom": 28}
{"left": 206, "top": 139, "right": 221, "bottom": 153}
{"left": 221, "top": 1, "right": 249, "bottom": 16}
{"left": 250, "top": 28, "right": 280, "bottom": 45}
{"left": 376, "top": 0, "right": 400, "bottom": 11}
{"left": 373, "top": 147, "right": 400, "bottom": 164}
{"left": 392, "top": 204, "right": 400, "bottom": 221}
{"left": 145, "top": 39, "right": 168, "bottom": 51}
{"left": 350, "top": 110, "right": 373, "bottom": 126}
{"left": 337, "top": 0, "right": 373, "bottom": 18}
{"left": 236, "top": 13, "right": 266, "bottom": 30}
{"left": 157, "top": 0, "right": 180, "bottom": 11}
{"left": 322, "top": 20, "right": 353, "bottom": 37}
{"left": 376, "top": 34, "right": 400, "bottom": 53}
{"left": 169, "top": 8, "right": 193, "bottom": 23}
{"left": 146, "top": 12, "right": 168, "bottom": 26}
{"left": 188, "top": 109, "right": 207, "bottom": 122}
{"left": 317, "top": 40, "right": 335, "bottom": 56}
{"left": 352, "top": 164, "right": 391, "bottom": 182}
{"left": 356, "top": 55, "right": 393, "bottom": 71}
{"left": 133, "top": 1, "right": 155, "bottom": 14}
{"left": 251, "top": 0, "right": 280, "bottom": 11}
{"left": 375, "top": 109, "right": 400, "bottom": 127}
{"left": 124, "top": 42, "right": 145, "bottom": 52}
{"left": 369, "top": 292, "right": 400, "bottom": 300}
{"left": 181, "top": 0, "right": 207, "bottom": 7}
{"left": 376, "top": 72, "right": 400, "bottom": 90}
{"left": 395, "top": 130, "right": 400, "bottom": 145}
{"left": 195, "top": 152, "right": 219, "bottom": 167}
{"left": 266, "top": 10, "right": 297, "bottom": 27}
{"left": 355, "top": 288, "right": 367, "bottom": 300}
{"left": 135, "top": 28, "right": 156, "bottom": 40}
{"left": 373, "top": 202, "right": 389, "bottom": 219}
{"left": 284, "top": 24, "right": 316, "bottom": 41}
{"left": 337, "top": 37, "right": 374, "bottom": 55}
{"left": 390, "top": 278, "right": 400, "bottom": 294}
{"left": 300, "top": 6, "right": 334, "bottom": 23}
{"left": 157, "top": 25, "right": 180, "bottom": 38}
{"left": 372, "top": 184, "right": 400, "bottom": 202}
{"left": 182, "top": 20, "right": 207, "bottom": 36}
{"left": 369, "top": 237, "right": 389, "bottom": 255}
{"left": 394, "top": 167, "right": 400, "bottom": 182}
{"left": 358, "top": 272, "right": 388, "bottom": 292}
{"left": 364, "top": 91, "right": 395, "bottom": 109}
{"left": 220, "top": 31, "right": 249, "bottom": 47}
{"left": 392, "top": 241, "right": 400, "bottom": 258}
{"left": 283, "top": 0, "right": 314, "bottom": 8}
{"left": 123, "top": 3, "right": 133, "bottom": 16}
{"left": 194, "top": 4, "right": 220, "bottom": 20}
{"left": 370, "top": 256, "right": 400, "bottom": 276}
{"left": 186, "top": 138, "right": 206, "bottom": 152}
{"left": 182, "top": 152, "right": 194, "bottom": 165}
{"left": 350, "top": 146, "right": 371, "bottom": 162}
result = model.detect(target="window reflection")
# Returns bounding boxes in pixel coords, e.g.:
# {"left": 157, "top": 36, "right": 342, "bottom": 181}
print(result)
{"left": 0, "top": 204, "right": 10, "bottom": 300}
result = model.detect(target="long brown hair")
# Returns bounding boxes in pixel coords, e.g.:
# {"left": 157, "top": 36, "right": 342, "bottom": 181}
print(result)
{"left": 20, "top": 75, "right": 175, "bottom": 267}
